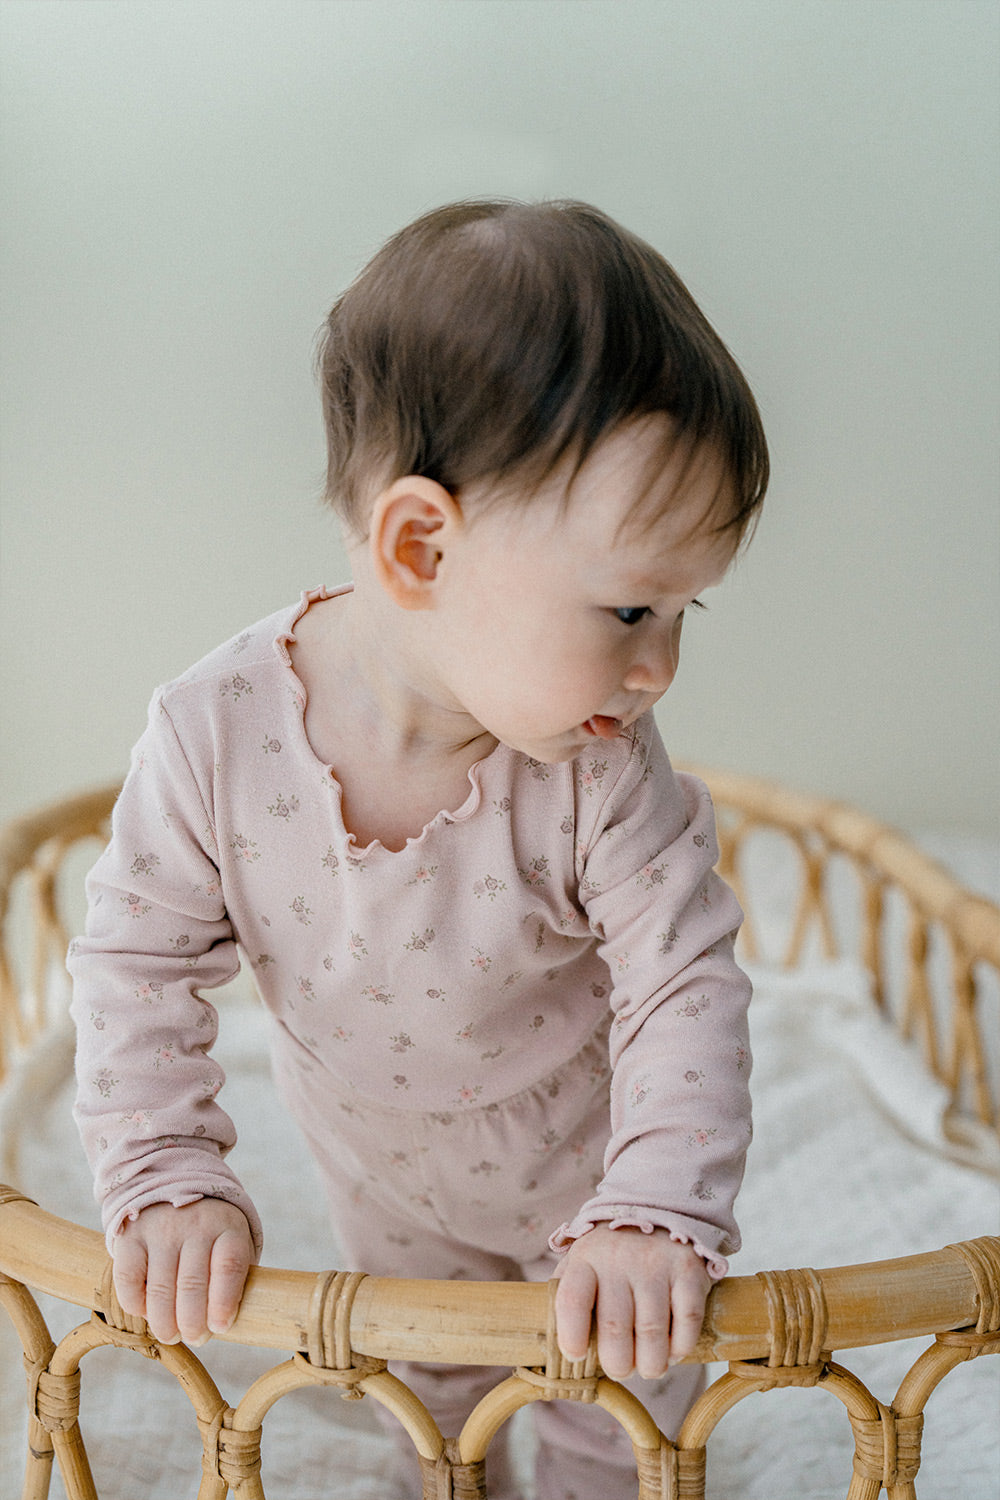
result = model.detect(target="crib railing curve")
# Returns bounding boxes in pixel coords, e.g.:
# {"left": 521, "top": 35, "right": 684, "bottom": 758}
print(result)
{"left": 1, "top": 1186, "right": 997, "bottom": 1500}
{"left": 0, "top": 1188, "right": 996, "bottom": 1370}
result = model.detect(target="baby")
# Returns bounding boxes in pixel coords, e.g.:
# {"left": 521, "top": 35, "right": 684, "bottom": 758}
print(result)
{"left": 69, "top": 199, "right": 768, "bottom": 1500}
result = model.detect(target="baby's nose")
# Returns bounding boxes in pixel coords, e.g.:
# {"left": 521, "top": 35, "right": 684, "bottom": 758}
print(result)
{"left": 623, "top": 640, "right": 679, "bottom": 696}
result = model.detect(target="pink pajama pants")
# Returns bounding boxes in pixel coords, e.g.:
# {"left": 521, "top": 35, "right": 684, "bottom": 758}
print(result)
{"left": 273, "top": 1024, "right": 705, "bottom": 1500}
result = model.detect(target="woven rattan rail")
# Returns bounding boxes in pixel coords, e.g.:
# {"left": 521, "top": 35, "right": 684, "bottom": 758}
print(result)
{"left": 1, "top": 773, "right": 997, "bottom": 1499}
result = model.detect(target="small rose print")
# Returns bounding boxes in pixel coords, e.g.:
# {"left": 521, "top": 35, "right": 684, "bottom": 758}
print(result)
{"left": 290, "top": 896, "right": 313, "bottom": 926}
{"left": 362, "top": 984, "right": 393, "bottom": 1005}
{"left": 470, "top": 1160, "right": 500, "bottom": 1175}
{"left": 118, "top": 1110, "right": 152, "bottom": 1130}
{"left": 455, "top": 1024, "right": 475, "bottom": 1043}
{"left": 268, "top": 792, "right": 299, "bottom": 820}
{"left": 560, "top": 816, "right": 574, "bottom": 835}
{"left": 230, "top": 833, "right": 261, "bottom": 862}
{"left": 90, "top": 1011, "right": 106, "bottom": 1030}
{"left": 219, "top": 674, "right": 253, "bottom": 701}
{"left": 470, "top": 948, "right": 492, "bottom": 974}
{"left": 201, "top": 1078, "right": 221, "bottom": 1101}
{"left": 426, "top": 988, "right": 446, "bottom": 1001}
{"left": 500, "top": 971, "right": 524, "bottom": 990}
{"left": 533, "top": 1128, "right": 559, "bottom": 1155}
{"left": 407, "top": 865, "right": 438, "bottom": 885}
{"left": 524, "top": 758, "right": 550, "bottom": 780}
{"left": 686, "top": 1127, "right": 719, "bottom": 1148}
{"left": 122, "top": 892, "right": 151, "bottom": 919}
{"left": 690, "top": 1179, "right": 716, "bottom": 1202}
{"left": 390, "top": 1032, "right": 414, "bottom": 1052}
{"left": 692, "top": 831, "right": 708, "bottom": 848}
{"left": 735, "top": 1045, "right": 749, "bottom": 1071}
{"left": 170, "top": 934, "right": 190, "bottom": 952}
{"left": 519, "top": 856, "right": 550, "bottom": 887}
{"left": 134, "top": 982, "right": 163, "bottom": 1005}
{"left": 152, "top": 1043, "right": 176, "bottom": 1070}
{"left": 262, "top": 735, "right": 282, "bottom": 754}
{"left": 480, "top": 1046, "right": 504, "bottom": 1061}
{"left": 130, "top": 853, "right": 160, "bottom": 879}
{"left": 331, "top": 1026, "right": 353, "bottom": 1042}
{"left": 456, "top": 1084, "right": 483, "bottom": 1104}
{"left": 296, "top": 976, "right": 315, "bottom": 1001}
{"left": 614, "top": 952, "right": 630, "bottom": 973}
{"left": 473, "top": 874, "right": 506, "bottom": 901}
{"left": 493, "top": 796, "right": 512, "bottom": 815}
{"left": 321, "top": 847, "right": 340, "bottom": 876}
{"left": 255, "top": 953, "right": 274, "bottom": 968}
{"left": 684, "top": 1069, "right": 706, "bottom": 1088}
{"left": 348, "top": 931, "right": 368, "bottom": 960}
{"left": 630, "top": 1077, "right": 652, "bottom": 1107}
{"left": 529, "top": 1015, "right": 545, "bottom": 1031}
{"left": 579, "top": 759, "right": 609, "bottom": 794}
{"left": 393, "top": 1075, "right": 411, "bottom": 1090}
{"left": 676, "top": 995, "right": 711, "bottom": 1019}
{"left": 405, "top": 928, "right": 435, "bottom": 952}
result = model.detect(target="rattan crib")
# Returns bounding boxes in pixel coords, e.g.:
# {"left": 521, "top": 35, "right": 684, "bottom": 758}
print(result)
{"left": 0, "top": 772, "right": 997, "bottom": 1500}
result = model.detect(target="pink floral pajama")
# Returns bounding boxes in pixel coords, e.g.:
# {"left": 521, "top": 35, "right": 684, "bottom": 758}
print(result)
{"left": 69, "top": 588, "right": 752, "bottom": 1497}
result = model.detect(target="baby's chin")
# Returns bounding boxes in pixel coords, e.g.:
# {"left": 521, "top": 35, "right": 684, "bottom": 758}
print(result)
{"left": 498, "top": 720, "right": 625, "bottom": 766}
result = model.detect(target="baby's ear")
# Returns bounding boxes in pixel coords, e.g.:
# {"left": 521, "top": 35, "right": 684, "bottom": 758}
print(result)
{"left": 369, "top": 477, "right": 460, "bottom": 610}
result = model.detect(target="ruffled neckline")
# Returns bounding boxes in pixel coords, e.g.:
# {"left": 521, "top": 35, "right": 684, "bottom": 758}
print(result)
{"left": 272, "top": 585, "right": 503, "bottom": 856}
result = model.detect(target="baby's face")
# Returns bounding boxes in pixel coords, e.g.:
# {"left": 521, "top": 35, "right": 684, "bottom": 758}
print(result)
{"left": 426, "top": 419, "right": 738, "bottom": 764}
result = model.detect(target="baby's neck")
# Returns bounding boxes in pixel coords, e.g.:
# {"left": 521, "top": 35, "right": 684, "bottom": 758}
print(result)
{"left": 290, "top": 589, "right": 497, "bottom": 851}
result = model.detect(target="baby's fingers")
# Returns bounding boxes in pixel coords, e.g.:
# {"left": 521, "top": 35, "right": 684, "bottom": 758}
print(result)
{"left": 667, "top": 1265, "right": 712, "bottom": 1364}
{"left": 206, "top": 1229, "right": 253, "bottom": 1336}
{"left": 112, "top": 1234, "right": 150, "bottom": 1323}
{"left": 553, "top": 1258, "right": 598, "bottom": 1363}
{"left": 632, "top": 1283, "right": 672, "bottom": 1381}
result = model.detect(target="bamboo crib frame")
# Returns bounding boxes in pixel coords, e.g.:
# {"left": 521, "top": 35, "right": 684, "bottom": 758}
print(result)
{"left": 0, "top": 773, "right": 997, "bottom": 1500}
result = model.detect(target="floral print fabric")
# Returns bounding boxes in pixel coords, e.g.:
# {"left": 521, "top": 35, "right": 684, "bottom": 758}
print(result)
{"left": 69, "top": 588, "right": 752, "bottom": 1275}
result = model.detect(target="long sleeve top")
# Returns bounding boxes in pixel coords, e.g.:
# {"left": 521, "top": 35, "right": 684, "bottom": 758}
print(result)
{"left": 69, "top": 588, "right": 752, "bottom": 1274}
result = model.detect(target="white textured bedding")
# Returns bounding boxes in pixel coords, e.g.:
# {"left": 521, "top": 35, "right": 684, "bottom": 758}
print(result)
{"left": 1, "top": 836, "right": 997, "bottom": 1499}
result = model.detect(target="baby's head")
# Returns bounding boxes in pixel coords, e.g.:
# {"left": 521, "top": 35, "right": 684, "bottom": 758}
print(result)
{"left": 317, "top": 199, "right": 768, "bottom": 541}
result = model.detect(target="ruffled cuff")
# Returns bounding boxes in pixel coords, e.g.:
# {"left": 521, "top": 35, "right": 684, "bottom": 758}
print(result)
{"left": 548, "top": 1205, "right": 731, "bottom": 1281}
{"left": 102, "top": 1163, "right": 264, "bottom": 1262}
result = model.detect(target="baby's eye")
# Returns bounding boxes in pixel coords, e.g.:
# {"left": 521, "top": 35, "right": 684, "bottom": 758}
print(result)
{"left": 613, "top": 607, "right": 650, "bottom": 626}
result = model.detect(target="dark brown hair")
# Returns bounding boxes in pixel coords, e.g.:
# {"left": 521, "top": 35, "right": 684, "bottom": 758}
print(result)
{"left": 317, "top": 200, "right": 768, "bottom": 536}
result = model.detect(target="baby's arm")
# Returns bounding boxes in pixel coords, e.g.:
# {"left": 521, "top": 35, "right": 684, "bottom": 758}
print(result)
{"left": 113, "top": 1199, "right": 255, "bottom": 1345}
{"left": 70, "top": 692, "right": 264, "bottom": 1269}
{"left": 551, "top": 737, "right": 753, "bottom": 1369}
{"left": 554, "top": 1224, "right": 711, "bottom": 1377}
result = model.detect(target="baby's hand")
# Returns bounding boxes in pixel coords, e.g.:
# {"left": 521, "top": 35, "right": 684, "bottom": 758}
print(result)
{"left": 553, "top": 1224, "right": 711, "bottom": 1381}
{"left": 112, "top": 1199, "right": 255, "bottom": 1347}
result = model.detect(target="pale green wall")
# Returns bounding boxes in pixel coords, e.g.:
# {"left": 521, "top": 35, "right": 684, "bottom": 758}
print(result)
{"left": 1, "top": 0, "right": 997, "bottom": 832}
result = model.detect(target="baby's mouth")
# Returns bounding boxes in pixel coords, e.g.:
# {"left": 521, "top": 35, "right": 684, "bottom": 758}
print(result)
{"left": 583, "top": 715, "right": 623, "bottom": 740}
